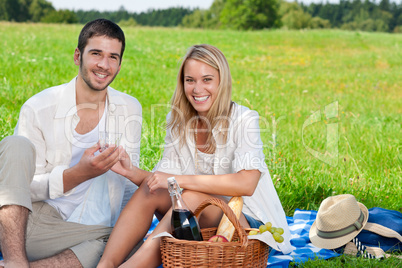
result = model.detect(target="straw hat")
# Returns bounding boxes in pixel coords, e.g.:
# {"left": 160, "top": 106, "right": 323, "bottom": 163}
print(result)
{"left": 309, "top": 194, "right": 369, "bottom": 249}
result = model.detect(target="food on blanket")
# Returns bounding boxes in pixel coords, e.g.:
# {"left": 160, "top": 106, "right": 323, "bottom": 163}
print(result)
{"left": 216, "top": 196, "right": 243, "bottom": 242}
{"left": 273, "top": 232, "right": 282, "bottom": 241}
{"left": 259, "top": 224, "right": 268, "bottom": 233}
{"left": 250, "top": 222, "right": 285, "bottom": 243}
{"left": 208, "top": 235, "right": 229, "bottom": 242}
{"left": 272, "top": 229, "right": 284, "bottom": 243}
{"left": 265, "top": 221, "right": 272, "bottom": 231}
{"left": 276, "top": 227, "right": 284, "bottom": 235}
{"left": 248, "top": 229, "right": 259, "bottom": 235}
{"left": 276, "top": 235, "right": 284, "bottom": 243}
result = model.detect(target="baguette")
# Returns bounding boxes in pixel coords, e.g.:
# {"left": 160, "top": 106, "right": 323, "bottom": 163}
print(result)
{"left": 216, "top": 196, "right": 244, "bottom": 242}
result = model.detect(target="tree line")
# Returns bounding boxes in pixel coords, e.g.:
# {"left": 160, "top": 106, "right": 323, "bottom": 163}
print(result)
{"left": 0, "top": 0, "right": 401, "bottom": 33}
{"left": 0, "top": 0, "right": 77, "bottom": 23}
{"left": 301, "top": 0, "right": 401, "bottom": 32}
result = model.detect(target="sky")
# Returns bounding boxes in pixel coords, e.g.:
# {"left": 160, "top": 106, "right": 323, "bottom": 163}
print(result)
{"left": 47, "top": 0, "right": 347, "bottom": 13}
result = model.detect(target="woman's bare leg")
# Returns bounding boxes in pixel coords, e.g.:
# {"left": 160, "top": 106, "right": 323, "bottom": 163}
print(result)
{"left": 119, "top": 208, "right": 172, "bottom": 268}
{"left": 97, "top": 181, "right": 171, "bottom": 268}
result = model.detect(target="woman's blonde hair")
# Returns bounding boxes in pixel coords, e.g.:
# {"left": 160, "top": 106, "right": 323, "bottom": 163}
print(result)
{"left": 168, "top": 44, "right": 233, "bottom": 153}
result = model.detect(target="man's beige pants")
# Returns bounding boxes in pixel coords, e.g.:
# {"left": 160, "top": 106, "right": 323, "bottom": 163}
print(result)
{"left": 0, "top": 136, "right": 113, "bottom": 268}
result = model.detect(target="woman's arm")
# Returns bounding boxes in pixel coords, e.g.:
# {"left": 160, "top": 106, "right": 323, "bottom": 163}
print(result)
{"left": 178, "top": 169, "right": 260, "bottom": 196}
{"left": 147, "top": 169, "right": 260, "bottom": 197}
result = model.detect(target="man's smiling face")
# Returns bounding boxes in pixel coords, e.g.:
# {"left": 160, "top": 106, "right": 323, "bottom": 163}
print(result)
{"left": 74, "top": 35, "right": 122, "bottom": 92}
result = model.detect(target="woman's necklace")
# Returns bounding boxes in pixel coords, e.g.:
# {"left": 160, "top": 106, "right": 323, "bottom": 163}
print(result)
{"left": 194, "top": 125, "right": 200, "bottom": 174}
{"left": 194, "top": 121, "right": 215, "bottom": 174}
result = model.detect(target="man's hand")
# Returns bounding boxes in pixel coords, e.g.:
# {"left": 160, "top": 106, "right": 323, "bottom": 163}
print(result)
{"left": 80, "top": 143, "right": 120, "bottom": 177}
{"left": 63, "top": 143, "right": 121, "bottom": 192}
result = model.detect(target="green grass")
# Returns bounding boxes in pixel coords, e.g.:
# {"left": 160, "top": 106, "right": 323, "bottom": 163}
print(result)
{"left": 0, "top": 22, "right": 401, "bottom": 266}
{"left": 293, "top": 254, "right": 402, "bottom": 267}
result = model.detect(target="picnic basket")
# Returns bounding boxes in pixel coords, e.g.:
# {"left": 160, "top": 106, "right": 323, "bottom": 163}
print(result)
{"left": 160, "top": 198, "right": 270, "bottom": 267}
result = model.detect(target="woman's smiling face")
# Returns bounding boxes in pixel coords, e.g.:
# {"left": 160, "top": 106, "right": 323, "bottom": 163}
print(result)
{"left": 183, "top": 59, "right": 220, "bottom": 117}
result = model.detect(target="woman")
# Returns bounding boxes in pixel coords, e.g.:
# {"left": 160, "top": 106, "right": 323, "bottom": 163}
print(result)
{"left": 98, "top": 44, "right": 292, "bottom": 268}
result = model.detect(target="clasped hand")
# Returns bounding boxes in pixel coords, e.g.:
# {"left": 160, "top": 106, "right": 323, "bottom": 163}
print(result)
{"left": 147, "top": 171, "right": 172, "bottom": 194}
{"left": 108, "top": 146, "right": 174, "bottom": 191}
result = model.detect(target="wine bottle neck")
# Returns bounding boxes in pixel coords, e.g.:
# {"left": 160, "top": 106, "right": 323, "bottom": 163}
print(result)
{"left": 168, "top": 178, "right": 190, "bottom": 211}
{"left": 171, "top": 192, "right": 189, "bottom": 211}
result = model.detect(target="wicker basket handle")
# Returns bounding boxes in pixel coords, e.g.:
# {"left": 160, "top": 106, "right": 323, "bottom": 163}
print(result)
{"left": 193, "top": 197, "right": 248, "bottom": 247}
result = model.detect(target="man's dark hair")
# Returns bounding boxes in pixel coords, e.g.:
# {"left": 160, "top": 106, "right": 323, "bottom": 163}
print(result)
{"left": 77, "top": 19, "right": 125, "bottom": 62}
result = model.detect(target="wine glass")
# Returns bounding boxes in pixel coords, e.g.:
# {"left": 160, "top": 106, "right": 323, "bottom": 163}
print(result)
{"left": 99, "top": 131, "right": 122, "bottom": 152}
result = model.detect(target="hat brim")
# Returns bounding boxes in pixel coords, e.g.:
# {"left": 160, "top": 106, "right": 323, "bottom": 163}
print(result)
{"left": 309, "top": 202, "right": 369, "bottom": 249}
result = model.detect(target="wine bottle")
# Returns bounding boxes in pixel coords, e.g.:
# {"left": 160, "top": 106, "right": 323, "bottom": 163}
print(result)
{"left": 167, "top": 177, "right": 203, "bottom": 241}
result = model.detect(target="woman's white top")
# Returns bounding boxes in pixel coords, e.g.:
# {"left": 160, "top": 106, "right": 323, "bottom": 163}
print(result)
{"left": 195, "top": 149, "right": 215, "bottom": 175}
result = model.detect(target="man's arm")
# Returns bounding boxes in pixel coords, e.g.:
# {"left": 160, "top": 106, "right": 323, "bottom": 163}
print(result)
{"left": 14, "top": 103, "right": 57, "bottom": 201}
{"left": 15, "top": 97, "right": 120, "bottom": 199}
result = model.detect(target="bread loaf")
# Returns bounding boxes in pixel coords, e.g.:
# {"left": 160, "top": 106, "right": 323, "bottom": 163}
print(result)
{"left": 216, "top": 196, "right": 243, "bottom": 242}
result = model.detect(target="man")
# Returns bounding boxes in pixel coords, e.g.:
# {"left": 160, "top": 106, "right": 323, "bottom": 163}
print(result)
{"left": 0, "top": 18, "right": 142, "bottom": 267}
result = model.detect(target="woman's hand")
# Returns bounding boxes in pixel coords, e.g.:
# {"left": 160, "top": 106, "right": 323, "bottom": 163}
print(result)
{"left": 147, "top": 171, "right": 174, "bottom": 194}
{"left": 111, "top": 146, "right": 133, "bottom": 177}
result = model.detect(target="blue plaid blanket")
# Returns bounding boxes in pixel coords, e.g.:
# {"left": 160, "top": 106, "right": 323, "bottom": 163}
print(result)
{"left": 0, "top": 209, "right": 339, "bottom": 266}
{"left": 267, "top": 209, "right": 339, "bottom": 267}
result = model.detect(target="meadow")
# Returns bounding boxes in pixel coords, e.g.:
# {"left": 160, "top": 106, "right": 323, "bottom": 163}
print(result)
{"left": 0, "top": 22, "right": 401, "bottom": 266}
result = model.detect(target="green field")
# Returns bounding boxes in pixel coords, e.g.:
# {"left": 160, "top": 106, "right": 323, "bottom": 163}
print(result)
{"left": 0, "top": 22, "right": 401, "bottom": 265}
